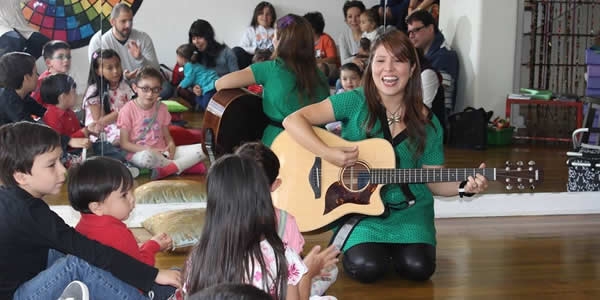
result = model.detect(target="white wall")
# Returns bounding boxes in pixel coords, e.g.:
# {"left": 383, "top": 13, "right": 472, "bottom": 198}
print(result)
{"left": 67, "top": 0, "right": 379, "bottom": 92}
{"left": 439, "top": 0, "right": 519, "bottom": 116}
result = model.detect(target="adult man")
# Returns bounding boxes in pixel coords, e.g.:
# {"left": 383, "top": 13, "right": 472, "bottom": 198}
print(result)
{"left": 88, "top": 3, "right": 171, "bottom": 98}
{"left": 0, "top": 0, "right": 49, "bottom": 58}
{"left": 406, "top": 10, "right": 458, "bottom": 113}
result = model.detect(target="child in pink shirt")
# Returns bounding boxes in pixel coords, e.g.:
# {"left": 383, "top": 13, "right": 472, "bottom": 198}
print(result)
{"left": 235, "top": 142, "right": 338, "bottom": 298}
{"left": 117, "top": 67, "right": 206, "bottom": 180}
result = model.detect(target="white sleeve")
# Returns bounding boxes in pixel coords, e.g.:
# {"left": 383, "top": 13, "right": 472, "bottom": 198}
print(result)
{"left": 239, "top": 27, "right": 256, "bottom": 54}
{"left": 136, "top": 31, "right": 160, "bottom": 70}
{"left": 421, "top": 69, "right": 439, "bottom": 108}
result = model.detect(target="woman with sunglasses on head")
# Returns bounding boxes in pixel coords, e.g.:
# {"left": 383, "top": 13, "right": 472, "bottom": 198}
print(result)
{"left": 283, "top": 29, "right": 488, "bottom": 284}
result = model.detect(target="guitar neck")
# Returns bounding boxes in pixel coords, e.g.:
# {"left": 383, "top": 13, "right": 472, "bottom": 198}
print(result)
{"left": 370, "top": 168, "right": 497, "bottom": 184}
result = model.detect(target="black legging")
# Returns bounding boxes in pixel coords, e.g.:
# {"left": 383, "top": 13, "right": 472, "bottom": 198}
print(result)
{"left": 342, "top": 243, "right": 436, "bottom": 283}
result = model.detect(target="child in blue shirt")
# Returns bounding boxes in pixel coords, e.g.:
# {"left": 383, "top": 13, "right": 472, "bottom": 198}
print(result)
{"left": 176, "top": 44, "right": 220, "bottom": 111}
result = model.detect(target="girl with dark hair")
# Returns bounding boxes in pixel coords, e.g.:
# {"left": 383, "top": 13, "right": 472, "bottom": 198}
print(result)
{"left": 233, "top": 1, "right": 277, "bottom": 69}
{"left": 283, "top": 29, "right": 489, "bottom": 284}
{"left": 215, "top": 14, "right": 329, "bottom": 147}
{"left": 184, "top": 154, "right": 337, "bottom": 299}
{"left": 188, "top": 19, "right": 238, "bottom": 77}
{"left": 83, "top": 48, "right": 134, "bottom": 146}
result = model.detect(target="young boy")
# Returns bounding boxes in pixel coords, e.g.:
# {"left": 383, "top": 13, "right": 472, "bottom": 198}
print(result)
{"left": 69, "top": 156, "right": 176, "bottom": 298}
{"left": 0, "top": 52, "right": 46, "bottom": 126}
{"left": 30, "top": 40, "right": 72, "bottom": 106}
{"left": 235, "top": 142, "right": 338, "bottom": 298}
{"left": 0, "top": 122, "right": 180, "bottom": 299}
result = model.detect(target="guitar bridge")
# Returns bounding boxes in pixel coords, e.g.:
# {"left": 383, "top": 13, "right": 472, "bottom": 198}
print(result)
{"left": 309, "top": 157, "right": 321, "bottom": 198}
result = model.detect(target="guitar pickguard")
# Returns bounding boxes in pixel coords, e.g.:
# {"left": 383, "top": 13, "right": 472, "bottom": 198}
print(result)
{"left": 324, "top": 182, "right": 378, "bottom": 215}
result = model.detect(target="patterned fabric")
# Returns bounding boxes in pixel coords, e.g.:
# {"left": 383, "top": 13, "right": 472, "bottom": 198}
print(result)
{"left": 83, "top": 81, "right": 134, "bottom": 144}
{"left": 248, "top": 240, "right": 307, "bottom": 295}
{"left": 329, "top": 88, "right": 445, "bottom": 251}
{"left": 567, "top": 148, "right": 600, "bottom": 192}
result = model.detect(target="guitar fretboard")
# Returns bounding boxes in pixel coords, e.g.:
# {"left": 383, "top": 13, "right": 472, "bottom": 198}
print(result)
{"left": 369, "top": 168, "right": 496, "bottom": 184}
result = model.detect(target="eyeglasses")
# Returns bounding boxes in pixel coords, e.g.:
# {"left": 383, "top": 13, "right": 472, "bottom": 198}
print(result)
{"left": 137, "top": 86, "right": 162, "bottom": 94}
{"left": 51, "top": 54, "right": 72, "bottom": 60}
{"left": 407, "top": 25, "right": 426, "bottom": 36}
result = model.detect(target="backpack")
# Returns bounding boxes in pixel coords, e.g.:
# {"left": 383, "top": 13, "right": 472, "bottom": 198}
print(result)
{"left": 447, "top": 107, "right": 493, "bottom": 150}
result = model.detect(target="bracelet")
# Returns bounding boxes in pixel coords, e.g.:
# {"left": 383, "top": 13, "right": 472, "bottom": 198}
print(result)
{"left": 458, "top": 181, "right": 475, "bottom": 198}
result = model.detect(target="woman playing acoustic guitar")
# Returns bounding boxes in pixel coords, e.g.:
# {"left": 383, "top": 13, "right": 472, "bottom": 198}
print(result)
{"left": 215, "top": 14, "right": 329, "bottom": 147}
{"left": 282, "top": 29, "right": 488, "bottom": 284}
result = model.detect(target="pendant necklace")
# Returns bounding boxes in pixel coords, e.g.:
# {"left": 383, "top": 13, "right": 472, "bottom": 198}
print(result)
{"left": 386, "top": 105, "right": 403, "bottom": 126}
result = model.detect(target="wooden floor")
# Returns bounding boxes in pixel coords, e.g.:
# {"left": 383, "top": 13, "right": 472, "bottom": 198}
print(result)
{"left": 45, "top": 110, "right": 600, "bottom": 299}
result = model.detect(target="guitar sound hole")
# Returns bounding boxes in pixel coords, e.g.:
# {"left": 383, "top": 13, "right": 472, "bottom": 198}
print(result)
{"left": 340, "top": 162, "right": 371, "bottom": 192}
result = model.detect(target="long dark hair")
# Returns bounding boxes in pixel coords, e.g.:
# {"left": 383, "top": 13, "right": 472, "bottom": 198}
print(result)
{"left": 273, "top": 14, "right": 327, "bottom": 103}
{"left": 85, "top": 48, "right": 123, "bottom": 115}
{"left": 185, "top": 155, "right": 287, "bottom": 300}
{"left": 188, "top": 19, "right": 226, "bottom": 68}
{"left": 363, "top": 29, "right": 429, "bottom": 157}
{"left": 250, "top": 2, "right": 276, "bottom": 28}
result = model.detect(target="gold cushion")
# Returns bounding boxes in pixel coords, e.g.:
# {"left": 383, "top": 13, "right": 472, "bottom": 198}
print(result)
{"left": 142, "top": 209, "right": 205, "bottom": 251}
{"left": 134, "top": 180, "right": 206, "bottom": 204}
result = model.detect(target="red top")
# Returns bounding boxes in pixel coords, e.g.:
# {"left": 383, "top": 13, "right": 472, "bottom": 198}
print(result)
{"left": 75, "top": 214, "right": 160, "bottom": 266}
{"left": 172, "top": 63, "right": 184, "bottom": 86}
{"left": 42, "top": 105, "right": 85, "bottom": 138}
{"left": 30, "top": 70, "right": 51, "bottom": 107}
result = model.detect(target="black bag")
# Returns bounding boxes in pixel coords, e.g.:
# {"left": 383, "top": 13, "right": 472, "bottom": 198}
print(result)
{"left": 447, "top": 107, "right": 492, "bottom": 150}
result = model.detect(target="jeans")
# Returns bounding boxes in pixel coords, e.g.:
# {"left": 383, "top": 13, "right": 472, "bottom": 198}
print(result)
{"left": 13, "top": 250, "right": 148, "bottom": 300}
{"left": 91, "top": 141, "right": 127, "bottom": 162}
{"left": 195, "top": 89, "right": 217, "bottom": 112}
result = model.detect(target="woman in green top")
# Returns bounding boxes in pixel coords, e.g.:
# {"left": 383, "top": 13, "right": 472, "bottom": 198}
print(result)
{"left": 283, "top": 29, "right": 489, "bottom": 283}
{"left": 215, "top": 14, "right": 329, "bottom": 146}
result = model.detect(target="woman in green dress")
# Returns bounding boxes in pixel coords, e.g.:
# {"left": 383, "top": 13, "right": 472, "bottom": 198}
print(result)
{"left": 215, "top": 14, "right": 329, "bottom": 147}
{"left": 282, "top": 29, "right": 489, "bottom": 283}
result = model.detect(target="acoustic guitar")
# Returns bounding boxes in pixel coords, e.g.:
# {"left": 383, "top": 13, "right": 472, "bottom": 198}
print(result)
{"left": 270, "top": 127, "right": 543, "bottom": 232}
{"left": 201, "top": 88, "right": 268, "bottom": 161}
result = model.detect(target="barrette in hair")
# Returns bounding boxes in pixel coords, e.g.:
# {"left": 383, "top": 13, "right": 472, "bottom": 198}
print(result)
{"left": 92, "top": 51, "right": 99, "bottom": 60}
{"left": 277, "top": 15, "right": 294, "bottom": 29}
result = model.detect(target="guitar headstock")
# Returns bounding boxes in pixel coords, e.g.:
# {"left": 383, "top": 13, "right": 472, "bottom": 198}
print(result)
{"left": 496, "top": 161, "right": 544, "bottom": 190}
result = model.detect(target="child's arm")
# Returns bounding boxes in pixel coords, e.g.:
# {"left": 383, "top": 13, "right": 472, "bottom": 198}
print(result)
{"left": 178, "top": 64, "right": 194, "bottom": 89}
{"left": 88, "top": 102, "right": 118, "bottom": 127}
{"left": 298, "top": 245, "right": 340, "bottom": 300}
{"left": 160, "top": 125, "right": 176, "bottom": 159}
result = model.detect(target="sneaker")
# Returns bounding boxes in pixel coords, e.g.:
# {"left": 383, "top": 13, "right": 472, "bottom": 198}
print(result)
{"left": 58, "top": 280, "right": 89, "bottom": 300}
{"left": 127, "top": 165, "right": 140, "bottom": 178}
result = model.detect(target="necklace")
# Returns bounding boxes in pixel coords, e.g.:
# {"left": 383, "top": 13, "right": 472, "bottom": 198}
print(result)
{"left": 386, "top": 105, "right": 403, "bottom": 126}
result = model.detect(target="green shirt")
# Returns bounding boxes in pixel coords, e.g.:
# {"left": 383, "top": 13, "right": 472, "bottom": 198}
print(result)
{"left": 329, "top": 87, "right": 445, "bottom": 251}
{"left": 251, "top": 58, "right": 330, "bottom": 146}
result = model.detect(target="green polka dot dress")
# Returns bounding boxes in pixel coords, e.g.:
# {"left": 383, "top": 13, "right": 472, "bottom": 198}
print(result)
{"left": 329, "top": 87, "right": 445, "bottom": 251}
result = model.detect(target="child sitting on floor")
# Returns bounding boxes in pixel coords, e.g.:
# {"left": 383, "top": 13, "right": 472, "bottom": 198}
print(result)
{"left": 40, "top": 74, "right": 97, "bottom": 167}
{"left": 69, "top": 156, "right": 177, "bottom": 299}
{"left": 175, "top": 44, "right": 220, "bottom": 111}
{"left": 0, "top": 121, "right": 180, "bottom": 299}
{"left": 117, "top": 66, "right": 206, "bottom": 180}
{"left": 184, "top": 154, "right": 339, "bottom": 299}
{"left": 235, "top": 142, "right": 339, "bottom": 298}
{"left": 30, "top": 40, "right": 72, "bottom": 106}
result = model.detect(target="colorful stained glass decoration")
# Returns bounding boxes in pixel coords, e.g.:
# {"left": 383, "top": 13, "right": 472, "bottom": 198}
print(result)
{"left": 21, "top": 0, "right": 144, "bottom": 49}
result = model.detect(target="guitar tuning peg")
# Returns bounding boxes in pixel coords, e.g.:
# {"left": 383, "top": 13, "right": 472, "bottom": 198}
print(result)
{"left": 505, "top": 161, "right": 511, "bottom": 166}
{"left": 516, "top": 161, "right": 524, "bottom": 166}
{"left": 517, "top": 178, "right": 522, "bottom": 183}
{"left": 530, "top": 185, "right": 536, "bottom": 190}
{"left": 505, "top": 178, "right": 511, "bottom": 183}
{"left": 528, "top": 161, "right": 536, "bottom": 166}
{"left": 529, "top": 166, "right": 535, "bottom": 172}
{"left": 518, "top": 184, "right": 525, "bottom": 190}
{"left": 506, "top": 184, "right": 513, "bottom": 190}
{"left": 529, "top": 178, "right": 534, "bottom": 184}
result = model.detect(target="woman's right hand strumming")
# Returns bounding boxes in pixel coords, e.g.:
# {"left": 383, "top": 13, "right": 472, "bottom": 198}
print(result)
{"left": 325, "top": 146, "right": 359, "bottom": 168}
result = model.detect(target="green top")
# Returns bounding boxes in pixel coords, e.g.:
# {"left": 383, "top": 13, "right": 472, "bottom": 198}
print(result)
{"left": 251, "top": 58, "right": 330, "bottom": 146}
{"left": 329, "top": 87, "right": 445, "bottom": 251}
